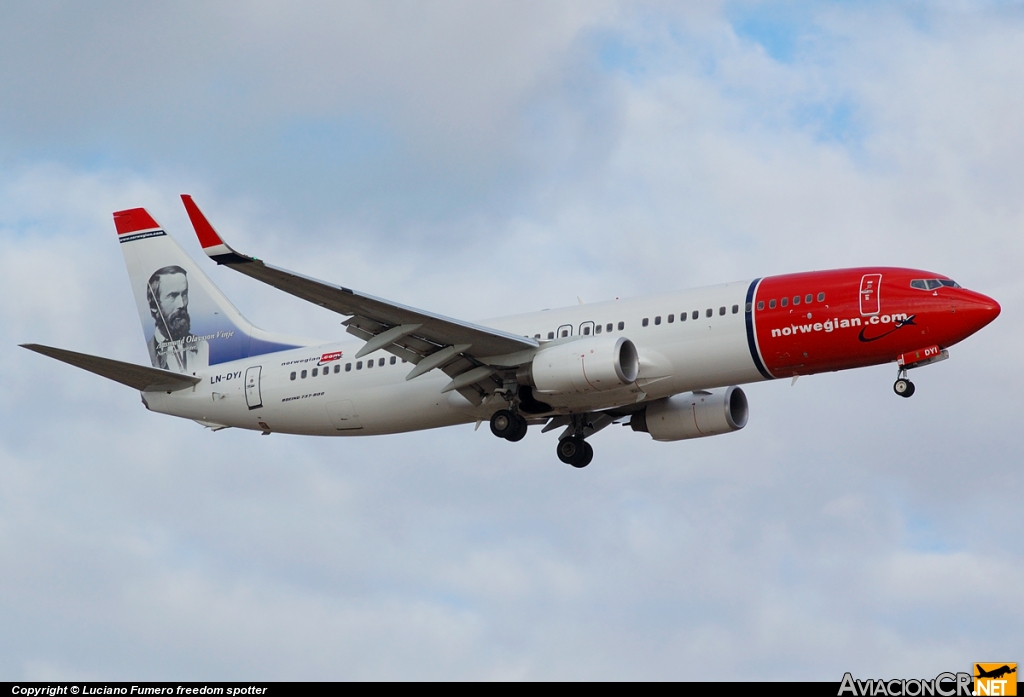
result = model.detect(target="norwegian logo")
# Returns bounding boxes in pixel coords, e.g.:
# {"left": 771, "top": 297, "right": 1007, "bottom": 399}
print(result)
{"left": 767, "top": 312, "right": 914, "bottom": 341}
{"left": 317, "top": 351, "right": 343, "bottom": 366}
{"left": 858, "top": 314, "right": 917, "bottom": 343}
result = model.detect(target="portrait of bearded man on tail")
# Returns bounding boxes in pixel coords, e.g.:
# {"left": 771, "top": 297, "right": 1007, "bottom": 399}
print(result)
{"left": 145, "top": 265, "right": 209, "bottom": 373}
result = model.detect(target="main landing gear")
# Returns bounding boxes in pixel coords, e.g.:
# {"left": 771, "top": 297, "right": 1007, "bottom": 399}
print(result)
{"left": 893, "top": 368, "right": 916, "bottom": 398}
{"left": 490, "top": 409, "right": 528, "bottom": 442}
{"left": 556, "top": 435, "right": 594, "bottom": 468}
{"left": 489, "top": 407, "right": 595, "bottom": 468}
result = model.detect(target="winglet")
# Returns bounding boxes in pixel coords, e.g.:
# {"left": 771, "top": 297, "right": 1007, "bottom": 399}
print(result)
{"left": 113, "top": 208, "right": 161, "bottom": 235}
{"left": 180, "top": 195, "right": 252, "bottom": 264}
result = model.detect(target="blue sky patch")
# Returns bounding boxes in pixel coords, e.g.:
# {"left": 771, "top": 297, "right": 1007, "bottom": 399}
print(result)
{"left": 728, "top": 1, "right": 815, "bottom": 63}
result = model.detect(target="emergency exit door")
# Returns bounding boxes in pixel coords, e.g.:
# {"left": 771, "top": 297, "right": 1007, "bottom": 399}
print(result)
{"left": 245, "top": 366, "right": 263, "bottom": 410}
{"left": 859, "top": 274, "right": 882, "bottom": 316}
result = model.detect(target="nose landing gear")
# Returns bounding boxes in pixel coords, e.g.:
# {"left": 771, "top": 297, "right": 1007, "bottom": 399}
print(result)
{"left": 893, "top": 368, "right": 915, "bottom": 398}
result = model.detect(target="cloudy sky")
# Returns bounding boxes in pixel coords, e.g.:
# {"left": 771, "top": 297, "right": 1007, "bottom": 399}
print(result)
{"left": 1, "top": 0, "right": 1022, "bottom": 680}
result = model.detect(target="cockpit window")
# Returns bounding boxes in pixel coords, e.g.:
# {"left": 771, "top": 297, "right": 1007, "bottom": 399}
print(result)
{"left": 911, "top": 279, "right": 959, "bottom": 290}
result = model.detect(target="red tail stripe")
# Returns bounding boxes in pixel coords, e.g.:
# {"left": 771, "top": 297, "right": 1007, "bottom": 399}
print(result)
{"left": 113, "top": 208, "right": 160, "bottom": 235}
{"left": 180, "top": 194, "right": 224, "bottom": 249}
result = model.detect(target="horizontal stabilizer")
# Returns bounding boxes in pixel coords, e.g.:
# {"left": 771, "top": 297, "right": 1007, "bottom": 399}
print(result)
{"left": 20, "top": 344, "right": 202, "bottom": 392}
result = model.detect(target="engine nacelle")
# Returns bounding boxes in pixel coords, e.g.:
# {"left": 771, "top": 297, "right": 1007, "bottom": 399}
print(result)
{"left": 523, "top": 335, "right": 639, "bottom": 395}
{"left": 630, "top": 386, "right": 748, "bottom": 441}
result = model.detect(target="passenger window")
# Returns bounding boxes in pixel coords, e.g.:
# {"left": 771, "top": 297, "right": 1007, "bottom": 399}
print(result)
{"left": 654, "top": 316, "right": 661, "bottom": 325}
{"left": 595, "top": 325, "right": 602, "bottom": 334}
{"left": 356, "top": 361, "right": 363, "bottom": 370}
{"left": 793, "top": 296, "right": 800, "bottom": 306}
{"left": 312, "top": 368, "right": 318, "bottom": 377}
{"left": 333, "top": 364, "right": 340, "bottom": 373}
{"left": 367, "top": 360, "right": 373, "bottom": 369}
{"left": 618, "top": 321, "right": 625, "bottom": 330}
{"left": 733, "top": 305, "right": 739, "bottom": 314}
{"left": 346, "top": 363, "right": 352, "bottom": 372}
{"left": 290, "top": 371, "right": 296, "bottom": 380}
{"left": 769, "top": 299, "right": 776, "bottom": 309}
{"left": 719, "top": 306, "right": 725, "bottom": 316}
{"left": 781, "top": 297, "right": 788, "bottom": 307}
{"left": 757, "top": 301, "right": 764, "bottom": 310}
{"left": 606, "top": 323, "right": 613, "bottom": 332}
{"left": 378, "top": 358, "right": 384, "bottom": 366}
{"left": 390, "top": 356, "right": 397, "bottom": 364}
{"left": 680, "top": 312, "right": 687, "bottom": 322}
{"left": 324, "top": 368, "right": 329, "bottom": 377}
{"left": 805, "top": 294, "right": 812, "bottom": 304}
{"left": 642, "top": 318, "right": 649, "bottom": 327}
{"left": 692, "top": 310, "right": 698, "bottom": 320}
{"left": 301, "top": 370, "right": 307, "bottom": 379}
{"left": 668, "top": 314, "right": 674, "bottom": 323}
{"left": 817, "top": 292, "right": 825, "bottom": 302}
{"left": 548, "top": 332, "right": 554, "bottom": 339}
{"left": 706, "top": 308, "right": 712, "bottom": 318}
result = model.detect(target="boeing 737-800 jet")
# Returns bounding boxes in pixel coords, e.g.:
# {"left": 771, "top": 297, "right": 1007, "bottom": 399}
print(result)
{"left": 22, "top": 196, "right": 1000, "bottom": 467}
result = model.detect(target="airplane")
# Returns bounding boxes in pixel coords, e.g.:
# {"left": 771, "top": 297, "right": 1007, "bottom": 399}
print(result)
{"left": 975, "top": 665, "right": 1016, "bottom": 680}
{"left": 21, "top": 196, "right": 1001, "bottom": 468}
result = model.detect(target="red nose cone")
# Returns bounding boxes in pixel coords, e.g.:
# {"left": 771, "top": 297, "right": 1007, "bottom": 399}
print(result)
{"left": 985, "top": 297, "right": 1001, "bottom": 322}
{"left": 962, "top": 292, "right": 1000, "bottom": 336}
{"left": 978, "top": 294, "right": 1000, "bottom": 323}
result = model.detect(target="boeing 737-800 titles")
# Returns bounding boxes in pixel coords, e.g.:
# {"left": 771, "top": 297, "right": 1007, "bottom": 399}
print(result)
{"left": 22, "top": 196, "right": 1000, "bottom": 467}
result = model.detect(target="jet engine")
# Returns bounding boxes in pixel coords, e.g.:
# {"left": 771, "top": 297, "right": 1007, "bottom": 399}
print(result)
{"left": 630, "top": 386, "right": 748, "bottom": 441}
{"left": 519, "top": 335, "right": 639, "bottom": 395}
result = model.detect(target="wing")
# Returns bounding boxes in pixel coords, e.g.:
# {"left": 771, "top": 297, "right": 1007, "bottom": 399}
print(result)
{"left": 181, "top": 196, "right": 538, "bottom": 402}
{"left": 21, "top": 344, "right": 202, "bottom": 392}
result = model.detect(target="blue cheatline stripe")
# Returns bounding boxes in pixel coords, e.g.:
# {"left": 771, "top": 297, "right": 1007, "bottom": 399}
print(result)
{"left": 745, "top": 278, "right": 773, "bottom": 379}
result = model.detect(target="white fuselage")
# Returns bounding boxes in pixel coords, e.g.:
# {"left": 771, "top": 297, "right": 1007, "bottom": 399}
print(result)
{"left": 144, "top": 281, "right": 766, "bottom": 435}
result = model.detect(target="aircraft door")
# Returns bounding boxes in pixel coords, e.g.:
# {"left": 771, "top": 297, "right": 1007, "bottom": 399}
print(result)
{"left": 859, "top": 274, "right": 882, "bottom": 316}
{"left": 245, "top": 366, "right": 263, "bottom": 410}
{"left": 579, "top": 321, "right": 595, "bottom": 336}
{"left": 557, "top": 323, "right": 573, "bottom": 338}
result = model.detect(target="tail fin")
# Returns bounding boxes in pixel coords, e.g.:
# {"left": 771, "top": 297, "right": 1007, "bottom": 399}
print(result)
{"left": 114, "top": 207, "right": 309, "bottom": 373}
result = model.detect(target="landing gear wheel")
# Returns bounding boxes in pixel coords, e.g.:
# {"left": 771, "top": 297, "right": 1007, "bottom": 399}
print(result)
{"left": 579, "top": 442, "right": 594, "bottom": 468}
{"left": 556, "top": 436, "right": 593, "bottom": 468}
{"left": 490, "top": 409, "right": 517, "bottom": 438}
{"left": 506, "top": 415, "right": 528, "bottom": 442}
{"left": 893, "top": 379, "right": 915, "bottom": 398}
